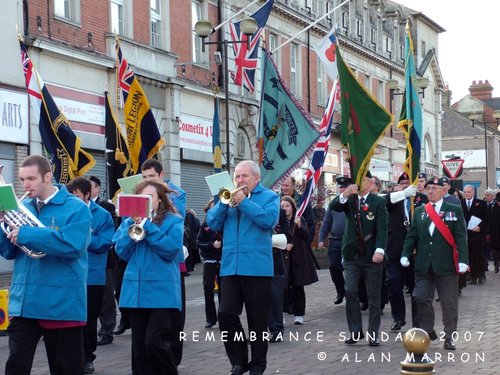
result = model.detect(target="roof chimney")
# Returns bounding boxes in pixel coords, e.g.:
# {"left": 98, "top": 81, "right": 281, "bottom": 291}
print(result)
{"left": 469, "top": 80, "right": 493, "bottom": 100}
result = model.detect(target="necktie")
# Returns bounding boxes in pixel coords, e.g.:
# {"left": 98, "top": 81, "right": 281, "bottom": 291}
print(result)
{"left": 37, "top": 201, "right": 45, "bottom": 213}
{"left": 467, "top": 200, "right": 471, "bottom": 210}
{"left": 359, "top": 197, "right": 365, "bottom": 210}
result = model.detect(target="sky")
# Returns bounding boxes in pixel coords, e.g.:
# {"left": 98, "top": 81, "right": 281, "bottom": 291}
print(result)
{"left": 392, "top": 0, "right": 500, "bottom": 103}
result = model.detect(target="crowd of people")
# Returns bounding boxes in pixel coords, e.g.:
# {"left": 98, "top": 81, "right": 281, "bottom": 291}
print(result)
{"left": 0, "top": 154, "right": 496, "bottom": 375}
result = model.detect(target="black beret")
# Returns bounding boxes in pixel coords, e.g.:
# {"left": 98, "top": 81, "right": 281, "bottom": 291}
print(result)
{"left": 336, "top": 176, "right": 352, "bottom": 187}
{"left": 425, "top": 176, "right": 444, "bottom": 187}
{"left": 365, "top": 170, "right": 372, "bottom": 178}
{"left": 417, "top": 172, "right": 427, "bottom": 179}
{"left": 439, "top": 176, "right": 451, "bottom": 185}
{"left": 398, "top": 172, "right": 410, "bottom": 183}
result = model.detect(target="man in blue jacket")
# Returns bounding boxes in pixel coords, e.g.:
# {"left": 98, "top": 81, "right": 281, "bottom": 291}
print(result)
{"left": 0, "top": 155, "right": 92, "bottom": 375}
{"left": 207, "top": 160, "right": 279, "bottom": 375}
{"left": 67, "top": 177, "right": 115, "bottom": 374}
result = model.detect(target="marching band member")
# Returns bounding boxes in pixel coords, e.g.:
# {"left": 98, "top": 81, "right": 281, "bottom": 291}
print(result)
{"left": 66, "top": 177, "right": 115, "bottom": 374}
{"left": 0, "top": 155, "right": 92, "bottom": 375}
{"left": 207, "top": 160, "right": 279, "bottom": 375}
{"left": 113, "top": 179, "right": 183, "bottom": 375}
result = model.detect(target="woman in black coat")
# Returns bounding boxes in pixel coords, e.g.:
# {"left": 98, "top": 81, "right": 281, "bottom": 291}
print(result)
{"left": 489, "top": 193, "right": 500, "bottom": 273}
{"left": 280, "top": 196, "right": 319, "bottom": 325}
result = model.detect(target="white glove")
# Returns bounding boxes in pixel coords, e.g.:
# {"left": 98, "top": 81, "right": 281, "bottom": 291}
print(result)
{"left": 390, "top": 190, "right": 406, "bottom": 203}
{"left": 404, "top": 185, "right": 417, "bottom": 198}
{"left": 400, "top": 256, "right": 410, "bottom": 267}
{"left": 458, "top": 263, "right": 469, "bottom": 274}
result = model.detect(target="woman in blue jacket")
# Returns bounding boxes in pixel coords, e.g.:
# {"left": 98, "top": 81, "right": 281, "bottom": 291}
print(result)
{"left": 113, "top": 180, "right": 183, "bottom": 375}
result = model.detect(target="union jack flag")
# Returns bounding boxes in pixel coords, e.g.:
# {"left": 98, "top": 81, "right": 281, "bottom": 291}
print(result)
{"left": 229, "top": 0, "right": 274, "bottom": 93}
{"left": 297, "top": 80, "right": 340, "bottom": 218}
{"left": 115, "top": 39, "right": 135, "bottom": 107}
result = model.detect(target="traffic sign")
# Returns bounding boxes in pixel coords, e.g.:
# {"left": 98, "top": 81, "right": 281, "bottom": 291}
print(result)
{"left": 441, "top": 159, "right": 464, "bottom": 179}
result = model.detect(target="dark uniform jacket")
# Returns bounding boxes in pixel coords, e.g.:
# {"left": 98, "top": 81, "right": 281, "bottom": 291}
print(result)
{"left": 385, "top": 192, "right": 428, "bottom": 260}
{"left": 402, "top": 201, "right": 468, "bottom": 277}
{"left": 331, "top": 192, "right": 388, "bottom": 262}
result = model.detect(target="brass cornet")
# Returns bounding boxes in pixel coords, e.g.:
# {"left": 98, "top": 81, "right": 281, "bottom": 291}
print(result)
{"left": 128, "top": 218, "right": 148, "bottom": 242}
{"left": 0, "top": 165, "right": 46, "bottom": 259}
{"left": 218, "top": 185, "right": 248, "bottom": 207}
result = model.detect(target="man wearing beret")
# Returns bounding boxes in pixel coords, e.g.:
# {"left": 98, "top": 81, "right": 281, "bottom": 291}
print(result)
{"left": 440, "top": 176, "right": 461, "bottom": 205}
{"left": 416, "top": 172, "right": 427, "bottom": 194}
{"left": 331, "top": 171, "right": 388, "bottom": 346}
{"left": 401, "top": 177, "right": 468, "bottom": 350}
{"left": 385, "top": 172, "right": 428, "bottom": 331}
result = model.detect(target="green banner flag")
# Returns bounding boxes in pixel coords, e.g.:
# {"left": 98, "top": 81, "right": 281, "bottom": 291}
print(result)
{"left": 336, "top": 47, "right": 392, "bottom": 186}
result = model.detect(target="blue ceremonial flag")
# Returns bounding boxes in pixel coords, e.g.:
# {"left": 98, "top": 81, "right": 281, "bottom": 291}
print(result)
{"left": 397, "top": 21, "right": 423, "bottom": 185}
{"left": 19, "top": 39, "right": 95, "bottom": 183}
{"left": 296, "top": 80, "right": 340, "bottom": 218}
{"left": 212, "top": 96, "right": 222, "bottom": 172}
{"left": 230, "top": 0, "right": 274, "bottom": 93}
{"left": 258, "top": 49, "right": 320, "bottom": 189}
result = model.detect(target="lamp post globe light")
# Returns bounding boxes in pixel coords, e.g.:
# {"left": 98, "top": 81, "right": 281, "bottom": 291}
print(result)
{"left": 468, "top": 109, "right": 500, "bottom": 189}
{"left": 194, "top": 17, "right": 258, "bottom": 172}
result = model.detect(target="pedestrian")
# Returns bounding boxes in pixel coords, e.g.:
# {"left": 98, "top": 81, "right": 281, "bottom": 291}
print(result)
{"left": 0, "top": 154, "right": 92, "bottom": 375}
{"left": 197, "top": 198, "right": 222, "bottom": 329}
{"left": 401, "top": 176, "right": 468, "bottom": 350}
{"left": 330, "top": 171, "right": 388, "bottom": 346}
{"left": 207, "top": 160, "right": 279, "bottom": 375}
{"left": 67, "top": 177, "right": 115, "bottom": 374}
{"left": 113, "top": 179, "right": 183, "bottom": 374}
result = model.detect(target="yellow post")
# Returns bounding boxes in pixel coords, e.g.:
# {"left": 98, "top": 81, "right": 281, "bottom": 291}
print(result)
{"left": 0, "top": 289, "right": 9, "bottom": 333}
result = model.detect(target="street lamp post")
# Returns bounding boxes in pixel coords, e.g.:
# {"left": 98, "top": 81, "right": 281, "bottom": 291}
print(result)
{"left": 194, "top": 17, "right": 258, "bottom": 173}
{"left": 468, "top": 110, "right": 500, "bottom": 189}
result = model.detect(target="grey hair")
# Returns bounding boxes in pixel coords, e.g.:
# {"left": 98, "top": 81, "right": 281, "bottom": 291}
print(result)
{"left": 236, "top": 160, "right": 261, "bottom": 177}
{"left": 463, "top": 184, "right": 475, "bottom": 191}
{"left": 484, "top": 189, "right": 495, "bottom": 195}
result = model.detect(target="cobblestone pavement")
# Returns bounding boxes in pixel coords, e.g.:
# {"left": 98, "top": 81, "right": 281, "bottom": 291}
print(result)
{"left": 1, "top": 267, "right": 499, "bottom": 374}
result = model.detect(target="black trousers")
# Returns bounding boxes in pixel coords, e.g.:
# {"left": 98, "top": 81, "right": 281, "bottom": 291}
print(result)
{"left": 218, "top": 275, "right": 272, "bottom": 373}
{"left": 171, "top": 272, "right": 186, "bottom": 366}
{"left": 327, "top": 247, "right": 345, "bottom": 297}
{"left": 98, "top": 268, "right": 117, "bottom": 338}
{"left": 128, "top": 308, "right": 178, "bottom": 375}
{"left": 203, "top": 261, "right": 221, "bottom": 324}
{"left": 292, "top": 286, "right": 305, "bottom": 316}
{"left": 83, "top": 285, "right": 104, "bottom": 363}
{"left": 6, "top": 317, "right": 84, "bottom": 375}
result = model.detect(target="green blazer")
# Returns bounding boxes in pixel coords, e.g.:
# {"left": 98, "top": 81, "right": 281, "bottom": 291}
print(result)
{"left": 331, "top": 192, "right": 388, "bottom": 262}
{"left": 402, "top": 201, "right": 468, "bottom": 276}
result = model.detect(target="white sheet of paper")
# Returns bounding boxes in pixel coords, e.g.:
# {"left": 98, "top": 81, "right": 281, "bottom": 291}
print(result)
{"left": 467, "top": 215, "right": 482, "bottom": 230}
{"left": 205, "top": 171, "right": 234, "bottom": 196}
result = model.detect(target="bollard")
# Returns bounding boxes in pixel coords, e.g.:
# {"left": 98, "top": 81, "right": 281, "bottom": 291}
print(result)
{"left": 400, "top": 328, "right": 435, "bottom": 374}
{"left": 0, "top": 289, "right": 8, "bottom": 335}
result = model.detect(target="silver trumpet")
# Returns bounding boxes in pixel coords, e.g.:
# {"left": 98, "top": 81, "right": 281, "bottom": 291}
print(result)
{"left": 0, "top": 165, "right": 46, "bottom": 259}
{"left": 218, "top": 185, "right": 248, "bottom": 207}
{"left": 128, "top": 218, "right": 148, "bottom": 242}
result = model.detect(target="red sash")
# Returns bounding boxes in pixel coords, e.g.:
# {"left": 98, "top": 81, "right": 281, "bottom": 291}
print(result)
{"left": 424, "top": 203, "right": 459, "bottom": 273}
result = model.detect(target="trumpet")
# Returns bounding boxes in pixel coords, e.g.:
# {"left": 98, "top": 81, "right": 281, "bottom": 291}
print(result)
{"left": 0, "top": 165, "right": 46, "bottom": 259}
{"left": 218, "top": 185, "right": 248, "bottom": 207}
{"left": 128, "top": 218, "right": 148, "bottom": 242}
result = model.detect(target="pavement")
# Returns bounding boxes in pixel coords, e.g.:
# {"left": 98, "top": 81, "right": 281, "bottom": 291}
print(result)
{"left": 1, "top": 267, "right": 500, "bottom": 375}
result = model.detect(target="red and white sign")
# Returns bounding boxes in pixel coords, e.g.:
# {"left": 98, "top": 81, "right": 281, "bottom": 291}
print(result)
{"left": 441, "top": 159, "right": 465, "bottom": 179}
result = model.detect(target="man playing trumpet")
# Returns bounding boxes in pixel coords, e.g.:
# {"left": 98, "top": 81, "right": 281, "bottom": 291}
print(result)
{"left": 207, "top": 160, "right": 279, "bottom": 375}
{"left": 0, "top": 155, "right": 92, "bottom": 375}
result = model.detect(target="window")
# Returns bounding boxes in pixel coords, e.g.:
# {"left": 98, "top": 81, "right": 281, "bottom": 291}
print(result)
{"left": 356, "top": 18, "right": 363, "bottom": 42}
{"left": 342, "top": 11, "right": 349, "bottom": 35}
{"left": 192, "top": 0, "right": 203, "bottom": 63}
{"left": 151, "top": 0, "right": 161, "bottom": 48}
{"left": 269, "top": 33, "right": 280, "bottom": 68}
{"left": 364, "top": 75, "right": 371, "bottom": 92}
{"left": 290, "top": 43, "right": 299, "bottom": 96}
{"left": 378, "top": 80, "right": 385, "bottom": 106}
{"left": 316, "top": 57, "right": 326, "bottom": 104}
{"left": 370, "top": 27, "right": 376, "bottom": 48}
{"left": 424, "top": 135, "right": 433, "bottom": 162}
{"left": 54, "top": 0, "right": 80, "bottom": 23}
{"left": 111, "top": 0, "right": 124, "bottom": 35}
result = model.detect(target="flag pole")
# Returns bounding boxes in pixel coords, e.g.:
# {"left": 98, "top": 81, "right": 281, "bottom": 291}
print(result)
{"left": 211, "top": 0, "right": 262, "bottom": 33}
{"left": 272, "top": 0, "right": 350, "bottom": 54}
